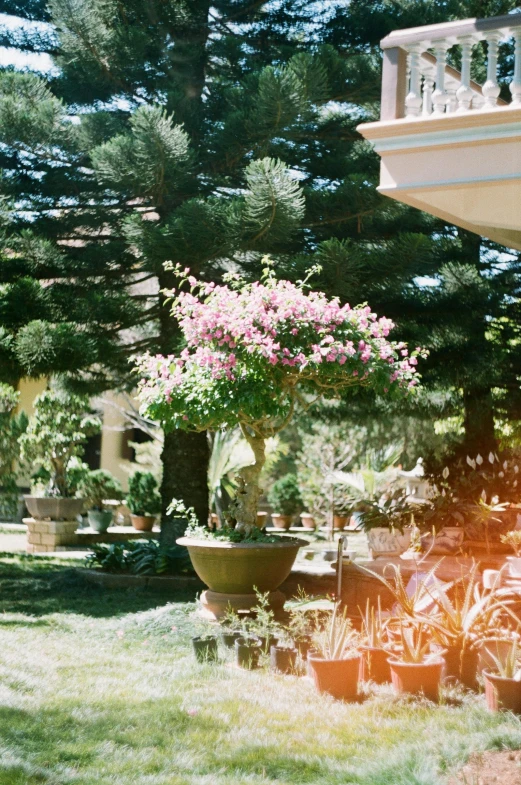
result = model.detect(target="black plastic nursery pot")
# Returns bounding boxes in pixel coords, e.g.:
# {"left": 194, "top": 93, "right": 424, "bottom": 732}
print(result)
{"left": 388, "top": 658, "right": 444, "bottom": 702}
{"left": 235, "top": 637, "right": 262, "bottom": 669}
{"left": 484, "top": 671, "right": 521, "bottom": 714}
{"left": 307, "top": 653, "right": 361, "bottom": 701}
{"left": 359, "top": 646, "right": 392, "bottom": 684}
{"left": 270, "top": 645, "right": 297, "bottom": 674}
{"left": 192, "top": 636, "right": 219, "bottom": 663}
{"left": 294, "top": 634, "right": 313, "bottom": 659}
{"left": 257, "top": 634, "right": 279, "bottom": 653}
{"left": 221, "top": 630, "right": 242, "bottom": 649}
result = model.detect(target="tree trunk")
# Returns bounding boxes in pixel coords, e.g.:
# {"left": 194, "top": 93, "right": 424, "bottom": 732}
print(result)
{"left": 160, "top": 429, "right": 210, "bottom": 534}
{"left": 228, "top": 427, "right": 266, "bottom": 533}
{"left": 463, "top": 387, "right": 496, "bottom": 457}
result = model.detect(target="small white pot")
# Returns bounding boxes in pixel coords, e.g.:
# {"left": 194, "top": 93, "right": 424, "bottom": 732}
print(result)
{"left": 506, "top": 556, "right": 521, "bottom": 577}
{"left": 367, "top": 527, "right": 412, "bottom": 558}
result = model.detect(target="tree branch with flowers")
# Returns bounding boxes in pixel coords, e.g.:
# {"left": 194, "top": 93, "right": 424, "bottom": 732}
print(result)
{"left": 137, "top": 258, "right": 426, "bottom": 537}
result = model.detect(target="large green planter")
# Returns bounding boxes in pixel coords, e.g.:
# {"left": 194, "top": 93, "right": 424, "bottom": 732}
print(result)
{"left": 176, "top": 537, "right": 305, "bottom": 594}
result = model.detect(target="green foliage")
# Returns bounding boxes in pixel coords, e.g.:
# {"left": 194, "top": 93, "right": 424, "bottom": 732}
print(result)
{"left": 80, "top": 469, "right": 123, "bottom": 512}
{"left": 357, "top": 490, "right": 416, "bottom": 533}
{"left": 267, "top": 474, "right": 302, "bottom": 516}
{"left": 126, "top": 471, "right": 161, "bottom": 516}
{"left": 85, "top": 539, "right": 193, "bottom": 576}
{"left": 313, "top": 605, "right": 360, "bottom": 661}
{"left": 19, "top": 389, "right": 101, "bottom": 498}
{"left": 0, "top": 383, "right": 27, "bottom": 518}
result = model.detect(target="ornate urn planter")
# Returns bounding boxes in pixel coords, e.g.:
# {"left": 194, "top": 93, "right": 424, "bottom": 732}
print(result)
{"left": 366, "top": 527, "right": 412, "bottom": 558}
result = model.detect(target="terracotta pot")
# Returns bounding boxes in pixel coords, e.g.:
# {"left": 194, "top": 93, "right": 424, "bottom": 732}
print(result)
{"left": 359, "top": 646, "right": 392, "bottom": 684}
{"left": 366, "top": 526, "right": 412, "bottom": 558}
{"left": 24, "top": 496, "right": 83, "bottom": 522}
{"left": 477, "top": 639, "right": 515, "bottom": 674}
{"left": 270, "top": 645, "right": 297, "bottom": 674}
{"left": 257, "top": 511, "right": 268, "bottom": 528}
{"left": 235, "top": 637, "right": 261, "bottom": 669}
{"left": 192, "top": 636, "right": 219, "bottom": 663}
{"left": 300, "top": 513, "right": 316, "bottom": 530}
{"left": 307, "top": 653, "right": 361, "bottom": 700}
{"left": 333, "top": 515, "right": 349, "bottom": 531}
{"left": 176, "top": 537, "right": 305, "bottom": 594}
{"left": 441, "top": 644, "right": 478, "bottom": 689}
{"left": 87, "top": 510, "right": 113, "bottom": 533}
{"left": 271, "top": 514, "right": 292, "bottom": 530}
{"left": 388, "top": 658, "right": 444, "bottom": 701}
{"left": 484, "top": 671, "right": 521, "bottom": 713}
{"left": 130, "top": 514, "right": 156, "bottom": 532}
{"left": 421, "top": 526, "right": 464, "bottom": 555}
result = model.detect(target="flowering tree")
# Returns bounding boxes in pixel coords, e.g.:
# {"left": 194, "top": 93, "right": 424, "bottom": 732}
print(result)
{"left": 137, "top": 262, "right": 425, "bottom": 533}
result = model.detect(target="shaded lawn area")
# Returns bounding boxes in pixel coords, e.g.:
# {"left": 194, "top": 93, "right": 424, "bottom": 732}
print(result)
{"left": 0, "top": 557, "right": 520, "bottom": 784}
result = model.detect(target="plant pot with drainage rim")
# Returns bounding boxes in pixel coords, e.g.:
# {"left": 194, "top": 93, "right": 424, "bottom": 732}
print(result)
{"left": 388, "top": 657, "right": 444, "bottom": 701}
{"left": 484, "top": 671, "right": 521, "bottom": 713}
{"left": 192, "top": 636, "right": 219, "bottom": 663}
{"left": 307, "top": 652, "right": 361, "bottom": 700}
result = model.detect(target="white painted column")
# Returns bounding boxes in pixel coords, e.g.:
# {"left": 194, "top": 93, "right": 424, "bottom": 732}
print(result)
{"left": 432, "top": 42, "right": 449, "bottom": 114}
{"left": 456, "top": 36, "right": 474, "bottom": 111}
{"left": 421, "top": 66, "right": 435, "bottom": 115}
{"left": 405, "top": 44, "right": 423, "bottom": 116}
{"left": 510, "top": 30, "right": 521, "bottom": 104}
{"left": 482, "top": 32, "right": 501, "bottom": 108}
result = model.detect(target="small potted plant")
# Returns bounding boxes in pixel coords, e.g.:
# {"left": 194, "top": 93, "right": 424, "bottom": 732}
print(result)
{"left": 126, "top": 471, "right": 161, "bottom": 531}
{"left": 387, "top": 622, "right": 445, "bottom": 702}
{"left": 500, "top": 530, "right": 521, "bottom": 576}
{"left": 359, "top": 598, "right": 393, "bottom": 684}
{"left": 235, "top": 635, "right": 262, "bottom": 669}
{"left": 270, "top": 639, "right": 298, "bottom": 674}
{"left": 20, "top": 390, "right": 101, "bottom": 521}
{"left": 243, "top": 590, "right": 281, "bottom": 653}
{"left": 300, "top": 512, "right": 316, "bottom": 530}
{"left": 358, "top": 490, "right": 415, "bottom": 558}
{"left": 307, "top": 605, "right": 361, "bottom": 700}
{"left": 268, "top": 474, "right": 302, "bottom": 530}
{"left": 81, "top": 470, "right": 123, "bottom": 533}
{"left": 419, "top": 492, "right": 467, "bottom": 555}
{"left": 192, "top": 634, "right": 219, "bottom": 663}
{"left": 483, "top": 637, "right": 521, "bottom": 714}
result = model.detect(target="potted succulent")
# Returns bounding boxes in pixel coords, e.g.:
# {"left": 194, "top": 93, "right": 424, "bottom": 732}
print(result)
{"left": 500, "top": 530, "right": 521, "bottom": 576}
{"left": 268, "top": 474, "right": 302, "bottom": 530}
{"left": 20, "top": 390, "right": 101, "bottom": 521}
{"left": 81, "top": 469, "right": 123, "bottom": 533}
{"left": 137, "top": 264, "right": 424, "bottom": 604}
{"left": 357, "top": 490, "right": 416, "bottom": 557}
{"left": 307, "top": 605, "right": 361, "bottom": 700}
{"left": 387, "top": 622, "right": 445, "bottom": 702}
{"left": 359, "top": 598, "right": 393, "bottom": 684}
{"left": 126, "top": 471, "right": 161, "bottom": 531}
{"left": 483, "top": 637, "right": 521, "bottom": 714}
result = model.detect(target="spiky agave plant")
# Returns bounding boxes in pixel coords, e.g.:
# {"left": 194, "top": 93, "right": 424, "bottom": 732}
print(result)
{"left": 314, "top": 604, "right": 359, "bottom": 661}
{"left": 484, "top": 636, "right": 521, "bottom": 680}
{"left": 397, "top": 622, "right": 444, "bottom": 665}
{"left": 360, "top": 597, "right": 389, "bottom": 649}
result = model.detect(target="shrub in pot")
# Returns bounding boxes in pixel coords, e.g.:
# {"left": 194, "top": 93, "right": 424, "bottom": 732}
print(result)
{"left": 127, "top": 471, "right": 161, "bottom": 531}
{"left": 235, "top": 636, "right": 262, "bottom": 669}
{"left": 358, "top": 491, "right": 416, "bottom": 557}
{"left": 483, "top": 638, "right": 521, "bottom": 714}
{"left": 81, "top": 469, "right": 123, "bottom": 533}
{"left": 192, "top": 635, "right": 219, "bottom": 663}
{"left": 137, "top": 265, "right": 424, "bottom": 596}
{"left": 268, "top": 474, "right": 302, "bottom": 530}
{"left": 387, "top": 622, "right": 445, "bottom": 702}
{"left": 20, "top": 390, "right": 101, "bottom": 520}
{"left": 307, "top": 605, "right": 361, "bottom": 701}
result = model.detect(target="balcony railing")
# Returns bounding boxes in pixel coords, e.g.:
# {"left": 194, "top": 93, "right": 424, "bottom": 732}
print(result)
{"left": 380, "top": 13, "right": 521, "bottom": 121}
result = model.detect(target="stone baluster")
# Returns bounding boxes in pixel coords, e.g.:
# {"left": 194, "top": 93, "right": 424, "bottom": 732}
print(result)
{"left": 421, "top": 65, "right": 435, "bottom": 115}
{"left": 457, "top": 36, "right": 475, "bottom": 111}
{"left": 432, "top": 42, "right": 449, "bottom": 114}
{"left": 510, "top": 30, "right": 521, "bottom": 104}
{"left": 405, "top": 44, "right": 423, "bottom": 116}
{"left": 482, "top": 32, "right": 501, "bottom": 108}
{"left": 446, "top": 88, "right": 457, "bottom": 113}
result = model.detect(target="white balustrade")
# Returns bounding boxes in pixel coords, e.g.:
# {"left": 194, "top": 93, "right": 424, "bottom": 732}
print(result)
{"left": 380, "top": 13, "right": 521, "bottom": 120}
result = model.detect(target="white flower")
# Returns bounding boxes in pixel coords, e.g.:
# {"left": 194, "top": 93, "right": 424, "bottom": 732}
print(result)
{"left": 514, "top": 480, "right": 518, "bottom": 488}
{"left": 498, "top": 472, "right": 505, "bottom": 478}
{"left": 489, "top": 452, "right": 495, "bottom": 464}
{"left": 476, "top": 454, "right": 483, "bottom": 465}
{"left": 442, "top": 466, "right": 450, "bottom": 479}
{"left": 503, "top": 461, "right": 508, "bottom": 471}
{"left": 515, "top": 465, "right": 519, "bottom": 474}
{"left": 467, "top": 456, "right": 476, "bottom": 470}
{"left": 481, "top": 490, "right": 487, "bottom": 502}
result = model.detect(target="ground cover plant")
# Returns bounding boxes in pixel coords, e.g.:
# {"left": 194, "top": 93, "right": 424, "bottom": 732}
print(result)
{"left": 0, "top": 551, "right": 519, "bottom": 785}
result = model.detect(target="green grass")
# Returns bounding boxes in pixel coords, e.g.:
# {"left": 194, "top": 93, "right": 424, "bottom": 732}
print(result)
{"left": 0, "top": 555, "right": 519, "bottom": 784}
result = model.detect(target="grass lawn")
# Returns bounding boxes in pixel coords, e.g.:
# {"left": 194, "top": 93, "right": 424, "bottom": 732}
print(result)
{"left": 0, "top": 555, "right": 520, "bottom": 785}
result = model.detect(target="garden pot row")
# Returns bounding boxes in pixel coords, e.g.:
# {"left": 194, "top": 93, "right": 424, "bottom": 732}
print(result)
{"left": 192, "top": 633, "right": 303, "bottom": 673}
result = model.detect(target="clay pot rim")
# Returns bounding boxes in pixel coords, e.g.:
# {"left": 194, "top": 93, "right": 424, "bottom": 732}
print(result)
{"left": 387, "top": 657, "right": 444, "bottom": 668}
{"left": 177, "top": 536, "right": 306, "bottom": 550}
{"left": 482, "top": 669, "right": 521, "bottom": 684}
{"left": 307, "top": 652, "right": 360, "bottom": 663}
